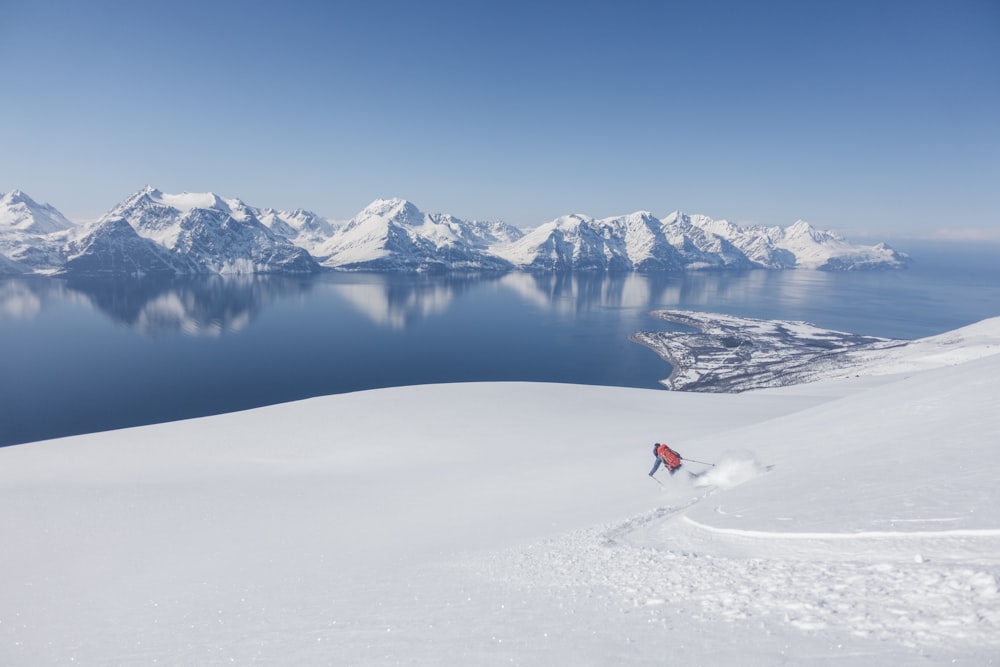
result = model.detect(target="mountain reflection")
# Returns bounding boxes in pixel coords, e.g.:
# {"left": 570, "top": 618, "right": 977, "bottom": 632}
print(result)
{"left": 0, "top": 278, "right": 49, "bottom": 319}
{"left": 61, "top": 275, "right": 318, "bottom": 337}
{"left": 323, "top": 273, "right": 489, "bottom": 329}
{"left": 0, "top": 269, "right": 836, "bottom": 337}
{"left": 500, "top": 272, "right": 654, "bottom": 311}
{"left": 497, "top": 270, "right": 810, "bottom": 314}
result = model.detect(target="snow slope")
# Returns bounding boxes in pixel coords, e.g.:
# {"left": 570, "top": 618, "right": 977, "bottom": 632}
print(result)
{"left": 1, "top": 323, "right": 998, "bottom": 664}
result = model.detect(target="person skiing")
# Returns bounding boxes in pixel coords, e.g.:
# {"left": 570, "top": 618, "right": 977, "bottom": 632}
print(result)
{"left": 649, "top": 442, "right": 682, "bottom": 477}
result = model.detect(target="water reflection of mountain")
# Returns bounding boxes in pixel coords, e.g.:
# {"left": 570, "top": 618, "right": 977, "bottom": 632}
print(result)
{"left": 1, "top": 269, "right": 839, "bottom": 338}
{"left": 498, "top": 270, "right": 818, "bottom": 313}
{"left": 323, "top": 271, "right": 773, "bottom": 329}
{"left": 62, "top": 275, "right": 319, "bottom": 337}
{"left": 0, "top": 276, "right": 72, "bottom": 320}
{"left": 323, "top": 273, "right": 498, "bottom": 329}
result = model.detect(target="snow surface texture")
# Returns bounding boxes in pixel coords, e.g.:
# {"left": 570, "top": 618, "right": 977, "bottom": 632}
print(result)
{"left": 2, "top": 319, "right": 999, "bottom": 664}
{"left": 634, "top": 310, "right": 1000, "bottom": 392}
{"left": 0, "top": 188, "right": 908, "bottom": 276}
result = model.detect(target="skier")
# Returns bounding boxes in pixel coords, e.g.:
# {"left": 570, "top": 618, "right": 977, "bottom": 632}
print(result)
{"left": 649, "top": 442, "right": 682, "bottom": 477}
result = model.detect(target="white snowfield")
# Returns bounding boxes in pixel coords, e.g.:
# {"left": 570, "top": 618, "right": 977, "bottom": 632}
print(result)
{"left": 2, "top": 319, "right": 999, "bottom": 664}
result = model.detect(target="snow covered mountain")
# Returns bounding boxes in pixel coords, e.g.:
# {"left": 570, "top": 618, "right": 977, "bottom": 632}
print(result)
{"left": 0, "top": 190, "right": 78, "bottom": 273}
{"left": 62, "top": 217, "right": 197, "bottom": 277}
{"left": 316, "top": 197, "right": 522, "bottom": 272}
{"left": 492, "top": 213, "right": 636, "bottom": 271}
{"left": 774, "top": 219, "right": 908, "bottom": 270}
{"left": 1, "top": 188, "right": 910, "bottom": 276}
{"left": 493, "top": 210, "right": 907, "bottom": 272}
{"left": 254, "top": 207, "right": 338, "bottom": 256}
{"left": 0, "top": 189, "right": 75, "bottom": 235}
{"left": 74, "top": 187, "right": 321, "bottom": 276}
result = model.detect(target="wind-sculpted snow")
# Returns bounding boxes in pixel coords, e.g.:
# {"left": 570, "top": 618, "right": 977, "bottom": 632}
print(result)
{"left": 1, "top": 188, "right": 910, "bottom": 276}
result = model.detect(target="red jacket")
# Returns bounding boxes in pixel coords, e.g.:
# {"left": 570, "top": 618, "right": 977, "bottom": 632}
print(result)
{"left": 656, "top": 443, "right": 682, "bottom": 470}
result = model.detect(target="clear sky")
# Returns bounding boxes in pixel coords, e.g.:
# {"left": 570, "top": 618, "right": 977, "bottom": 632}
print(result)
{"left": 2, "top": 0, "right": 998, "bottom": 238}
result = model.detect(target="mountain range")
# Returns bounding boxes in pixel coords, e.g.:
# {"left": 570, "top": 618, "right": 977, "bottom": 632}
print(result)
{"left": 0, "top": 187, "right": 910, "bottom": 277}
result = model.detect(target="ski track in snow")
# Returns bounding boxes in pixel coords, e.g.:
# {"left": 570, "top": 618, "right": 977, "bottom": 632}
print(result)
{"left": 469, "top": 491, "right": 1000, "bottom": 656}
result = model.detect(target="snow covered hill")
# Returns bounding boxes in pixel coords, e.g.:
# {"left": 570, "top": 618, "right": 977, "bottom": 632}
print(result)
{"left": 1, "top": 317, "right": 998, "bottom": 664}
{"left": 1, "top": 189, "right": 909, "bottom": 276}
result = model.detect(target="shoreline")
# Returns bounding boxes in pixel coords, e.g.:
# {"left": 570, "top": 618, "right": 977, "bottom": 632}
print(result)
{"left": 631, "top": 310, "right": 906, "bottom": 392}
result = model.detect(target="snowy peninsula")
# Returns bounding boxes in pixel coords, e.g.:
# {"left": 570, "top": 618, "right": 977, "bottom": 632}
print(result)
{"left": 633, "top": 310, "right": 1000, "bottom": 392}
{"left": 1, "top": 317, "right": 999, "bottom": 664}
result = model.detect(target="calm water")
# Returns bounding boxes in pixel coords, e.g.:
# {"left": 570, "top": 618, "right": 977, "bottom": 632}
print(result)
{"left": 2, "top": 240, "right": 998, "bottom": 447}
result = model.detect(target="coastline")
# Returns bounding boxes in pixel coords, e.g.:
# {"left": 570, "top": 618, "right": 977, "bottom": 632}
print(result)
{"left": 633, "top": 310, "right": 907, "bottom": 392}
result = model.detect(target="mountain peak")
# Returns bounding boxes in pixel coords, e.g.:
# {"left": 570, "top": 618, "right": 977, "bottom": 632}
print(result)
{"left": 1, "top": 189, "right": 76, "bottom": 234}
{"left": 356, "top": 198, "right": 424, "bottom": 226}
{"left": 787, "top": 219, "right": 815, "bottom": 233}
{"left": 784, "top": 219, "right": 842, "bottom": 244}
{"left": 2, "top": 189, "right": 34, "bottom": 205}
{"left": 365, "top": 197, "right": 415, "bottom": 212}
{"left": 120, "top": 187, "right": 231, "bottom": 213}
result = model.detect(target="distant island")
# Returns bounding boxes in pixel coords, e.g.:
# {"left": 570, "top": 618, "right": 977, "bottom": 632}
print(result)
{"left": 1, "top": 187, "right": 910, "bottom": 278}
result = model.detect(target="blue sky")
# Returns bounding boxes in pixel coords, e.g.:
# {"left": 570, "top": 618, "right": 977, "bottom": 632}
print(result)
{"left": 2, "top": 0, "right": 997, "bottom": 238}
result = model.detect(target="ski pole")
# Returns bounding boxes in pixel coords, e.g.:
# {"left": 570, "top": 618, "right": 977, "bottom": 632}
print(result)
{"left": 681, "top": 457, "right": 715, "bottom": 467}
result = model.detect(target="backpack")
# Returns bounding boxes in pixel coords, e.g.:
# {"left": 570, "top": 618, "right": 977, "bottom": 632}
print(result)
{"left": 657, "top": 444, "right": 682, "bottom": 469}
